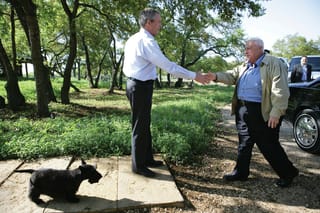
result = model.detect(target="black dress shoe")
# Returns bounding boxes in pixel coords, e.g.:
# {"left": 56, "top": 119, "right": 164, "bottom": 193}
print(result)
{"left": 146, "top": 160, "right": 163, "bottom": 168}
{"left": 132, "top": 167, "right": 156, "bottom": 178}
{"left": 275, "top": 178, "right": 292, "bottom": 188}
{"left": 223, "top": 172, "right": 248, "bottom": 181}
{"left": 275, "top": 169, "right": 299, "bottom": 188}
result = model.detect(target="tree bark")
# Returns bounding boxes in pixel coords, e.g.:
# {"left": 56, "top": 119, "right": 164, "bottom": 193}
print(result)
{"left": 166, "top": 73, "right": 171, "bottom": 87}
{"left": 174, "top": 78, "right": 183, "bottom": 88}
{"left": 81, "top": 34, "right": 94, "bottom": 88}
{"left": 18, "top": 0, "right": 50, "bottom": 116}
{"left": 108, "top": 52, "right": 123, "bottom": 93}
{"left": 44, "top": 65, "right": 57, "bottom": 102}
{"left": 0, "top": 39, "right": 25, "bottom": 110}
{"left": 10, "top": 7, "right": 17, "bottom": 75}
{"left": 60, "top": 0, "right": 79, "bottom": 104}
{"left": 8, "top": 0, "right": 56, "bottom": 116}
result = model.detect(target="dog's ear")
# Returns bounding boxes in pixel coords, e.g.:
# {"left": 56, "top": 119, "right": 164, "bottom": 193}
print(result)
{"left": 81, "top": 158, "right": 87, "bottom": 165}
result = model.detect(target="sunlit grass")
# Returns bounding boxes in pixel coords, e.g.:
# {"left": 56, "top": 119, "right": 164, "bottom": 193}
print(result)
{"left": 0, "top": 78, "right": 233, "bottom": 164}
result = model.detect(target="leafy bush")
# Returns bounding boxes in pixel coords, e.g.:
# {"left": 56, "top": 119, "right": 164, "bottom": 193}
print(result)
{"left": 152, "top": 99, "right": 218, "bottom": 163}
{"left": 0, "top": 116, "right": 131, "bottom": 160}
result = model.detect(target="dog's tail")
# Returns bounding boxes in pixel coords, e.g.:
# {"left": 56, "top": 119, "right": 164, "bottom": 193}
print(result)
{"left": 14, "top": 169, "right": 35, "bottom": 173}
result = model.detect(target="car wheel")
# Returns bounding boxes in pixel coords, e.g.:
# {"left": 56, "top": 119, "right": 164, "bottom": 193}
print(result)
{"left": 293, "top": 109, "right": 320, "bottom": 154}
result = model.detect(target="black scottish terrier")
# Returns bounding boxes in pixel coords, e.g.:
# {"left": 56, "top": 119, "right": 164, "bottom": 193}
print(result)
{"left": 15, "top": 159, "right": 102, "bottom": 204}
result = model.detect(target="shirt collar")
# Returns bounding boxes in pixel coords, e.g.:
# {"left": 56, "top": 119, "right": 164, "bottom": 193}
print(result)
{"left": 247, "top": 54, "right": 265, "bottom": 68}
{"left": 140, "top": 28, "right": 154, "bottom": 39}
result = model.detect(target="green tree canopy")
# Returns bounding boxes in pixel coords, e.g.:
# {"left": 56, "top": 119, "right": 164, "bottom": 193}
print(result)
{"left": 272, "top": 34, "right": 320, "bottom": 59}
{"left": 1, "top": 0, "right": 266, "bottom": 115}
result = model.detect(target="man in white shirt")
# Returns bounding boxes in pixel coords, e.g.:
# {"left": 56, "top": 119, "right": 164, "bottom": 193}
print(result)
{"left": 123, "top": 8, "right": 211, "bottom": 177}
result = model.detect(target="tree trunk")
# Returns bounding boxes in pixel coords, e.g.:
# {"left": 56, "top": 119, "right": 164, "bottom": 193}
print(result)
{"left": 94, "top": 48, "right": 109, "bottom": 88}
{"left": 174, "top": 78, "right": 183, "bottom": 88}
{"left": 166, "top": 73, "right": 171, "bottom": 87}
{"left": 0, "top": 96, "right": 5, "bottom": 109}
{"left": 21, "top": 1, "right": 50, "bottom": 116}
{"left": 10, "top": 7, "right": 17, "bottom": 76}
{"left": 24, "top": 63, "right": 29, "bottom": 78}
{"left": 44, "top": 65, "right": 57, "bottom": 102}
{"left": 155, "top": 78, "right": 161, "bottom": 88}
{"left": 118, "top": 68, "right": 123, "bottom": 90}
{"left": 154, "top": 69, "right": 162, "bottom": 88}
{"left": 81, "top": 35, "right": 94, "bottom": 88}
{"left": 108, "top": 53, "right": 123, "bottom": 93}
{"left": 108, "top": 69, "right": 117, "bottom": 94}
{"left": 0, "top": 39, "right": 25, "bottom": 110}
{"left": 60, "top": 0, "right": 79, "bottom": 104}
{"left": 10, "top": 0, "right": 52, "bottom": 117}
{"left": 77, "top": 59, "right": 81, "bottom": 80}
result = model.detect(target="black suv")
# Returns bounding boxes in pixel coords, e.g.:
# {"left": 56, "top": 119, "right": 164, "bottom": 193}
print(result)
{"left": 288, "top": 55, "right": 320, "bottom": 82}
{"left": 285, "top": 78, "right": 320, "bottom": 154}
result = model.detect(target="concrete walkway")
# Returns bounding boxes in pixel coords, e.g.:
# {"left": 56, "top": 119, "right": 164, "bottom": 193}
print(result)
{"left": 0, "top": 156, "right": 184, "bottom": 213}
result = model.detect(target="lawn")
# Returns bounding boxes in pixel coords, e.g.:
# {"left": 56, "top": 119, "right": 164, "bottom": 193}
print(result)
{"left": 0, "top": 78, "right": 233, "bottom": 164}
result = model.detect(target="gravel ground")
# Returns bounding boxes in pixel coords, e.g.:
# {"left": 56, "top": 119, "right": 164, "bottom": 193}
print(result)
{"left": 122, "top": 105, "right": 320, "bottom": 213}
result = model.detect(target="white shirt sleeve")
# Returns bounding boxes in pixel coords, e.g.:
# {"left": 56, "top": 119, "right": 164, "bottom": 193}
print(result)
{"left": 123, "top": 29, "right": 196, "bottom": 81}
{"left": 142, "top": 38, "right": 196, "bottom": 80}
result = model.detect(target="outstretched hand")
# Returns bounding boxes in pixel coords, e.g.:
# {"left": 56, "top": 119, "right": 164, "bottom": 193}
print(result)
{"left": 207, "top": 72, "right": 216, "bottom": 81}
{"left": 195, "top": 72, "right": 213, "bottom": 84}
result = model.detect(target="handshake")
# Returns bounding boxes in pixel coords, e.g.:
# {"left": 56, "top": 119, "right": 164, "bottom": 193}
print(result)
{"left": 194, "top": 72, "right": 217, "bottom": 84}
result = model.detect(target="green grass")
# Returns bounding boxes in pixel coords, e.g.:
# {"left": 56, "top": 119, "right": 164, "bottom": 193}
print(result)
{"left": 0, "top": 78, "right": 233, "bottom": 164}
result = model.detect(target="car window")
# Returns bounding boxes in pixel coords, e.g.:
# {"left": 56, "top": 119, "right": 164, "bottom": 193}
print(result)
{"left": 308, "top": 57, "right": 320, "bottom": 71}
{"left": 288, "top": 57, "right": 300, "bottom": 72}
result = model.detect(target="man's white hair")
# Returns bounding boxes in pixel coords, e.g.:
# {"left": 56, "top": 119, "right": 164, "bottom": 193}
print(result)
{"left": 247, "top": 37, "right": 264, "bottom": 50}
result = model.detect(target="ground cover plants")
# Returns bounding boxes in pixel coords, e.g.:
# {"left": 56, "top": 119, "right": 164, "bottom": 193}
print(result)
{"left": 0, "top": 78, "right": 233, "bottom": 163}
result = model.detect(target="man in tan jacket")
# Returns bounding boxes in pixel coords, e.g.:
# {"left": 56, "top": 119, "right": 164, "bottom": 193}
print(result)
{"left": 209, "top": 37, "right": 299, "bottom": 187}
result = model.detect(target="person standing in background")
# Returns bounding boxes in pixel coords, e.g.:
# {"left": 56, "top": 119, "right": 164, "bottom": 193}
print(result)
{"left": 290, "top": 55, "right": 312, "bottom": 83}
{"left": 123, "top": 8, "right": 211, "bottom": 178}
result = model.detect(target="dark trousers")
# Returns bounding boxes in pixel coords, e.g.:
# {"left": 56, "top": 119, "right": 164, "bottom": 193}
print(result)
{"left": 234, "top": 101, "right": 297, "bottom": 179}
{"left": 126, "top": 78, "right": 154, "bottom": 171}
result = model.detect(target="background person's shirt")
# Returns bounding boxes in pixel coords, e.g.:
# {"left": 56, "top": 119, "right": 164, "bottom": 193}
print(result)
{"left": 301, "top": 64, "right": 307, "bottom": 81}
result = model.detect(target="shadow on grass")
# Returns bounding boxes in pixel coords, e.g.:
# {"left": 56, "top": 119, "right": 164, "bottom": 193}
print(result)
{"left": 0, "top": 102, "right": 130, "bottom": 120}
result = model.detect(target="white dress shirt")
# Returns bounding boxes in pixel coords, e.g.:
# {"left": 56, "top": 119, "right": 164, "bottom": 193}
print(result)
{"left": 123, "top": 28, "right": 196, "bottom": 81}
{"left": 301, "top": 64, "right": 307, "bottom": 81}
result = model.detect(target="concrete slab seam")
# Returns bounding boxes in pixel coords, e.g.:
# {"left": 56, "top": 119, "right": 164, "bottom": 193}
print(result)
{"left": 0, "top": 161, "right": 24, "bottom": 187}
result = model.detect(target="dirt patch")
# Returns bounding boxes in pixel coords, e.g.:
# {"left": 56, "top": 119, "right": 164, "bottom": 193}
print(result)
{"left": 124, "top": 105, "right": 320, "bottom": 213}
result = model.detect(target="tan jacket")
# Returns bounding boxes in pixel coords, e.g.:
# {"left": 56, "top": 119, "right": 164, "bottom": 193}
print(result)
{"left": 216, "top": 54, "right": 289, "bottom": 121}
